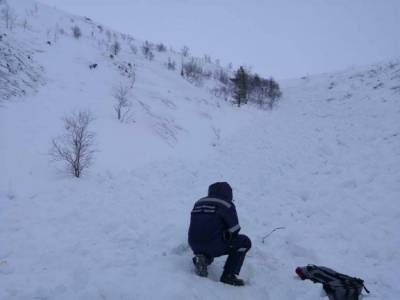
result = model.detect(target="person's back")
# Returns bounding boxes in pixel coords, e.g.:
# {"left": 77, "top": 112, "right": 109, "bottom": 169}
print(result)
{"left": 188, "top": 182, "right": 251, "bottom": 286}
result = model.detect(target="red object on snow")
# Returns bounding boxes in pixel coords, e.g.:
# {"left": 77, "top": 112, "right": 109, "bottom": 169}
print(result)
{"left": 295, "top": 267, "right": 306, "bottom": 280}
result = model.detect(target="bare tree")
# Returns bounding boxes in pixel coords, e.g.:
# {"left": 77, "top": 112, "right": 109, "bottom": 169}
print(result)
{"left": 247, "top": 75, "right": 282, "bottom": 109}
{"left": 203, "top": 54, "right": 212, "bottom": 64}
{"left": 33, "top": 3, "right": 39, "bottom": 15}
{"left": 110, "top": 40, "right": 121, "bottom": 56}
{"left": 53, "top": 23, "right": 61, "bottom": 43}
{"left": 213, "top": 68, "right": 230, "bottom": 85}
{"left": 181, "top": 45, "right": 190, "bottom": 57}
{"left": 113, "top": 85, "right": 131, "bottom": 121}
{"left": 1, "top": 5, "right": 17, "bottom": 30}
{"left": 22, "top": 19, "right": 29, "bottom": 31}
{"left": 127, "top": 65, "right": 136, "bottom": 88}
{"left": 147, "top": 51, "right": 154, "bottom": 61}
{"left": 51, "top": 111, "right": 96, "bottom": 178}
{"left": 166, "top": 57, "right": 176, "bottom": 70}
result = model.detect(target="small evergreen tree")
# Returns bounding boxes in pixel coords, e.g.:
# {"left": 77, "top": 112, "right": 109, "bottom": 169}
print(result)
{"left": 231, "top": 66, "right": 248, "bottom": 107}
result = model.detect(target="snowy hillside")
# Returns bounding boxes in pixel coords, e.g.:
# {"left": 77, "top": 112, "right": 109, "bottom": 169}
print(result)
{"left": 1, "top": 0, "right": 400, "bottom": 299}
{"left": 0, "top": 30, "right": 44, "bottom": 101}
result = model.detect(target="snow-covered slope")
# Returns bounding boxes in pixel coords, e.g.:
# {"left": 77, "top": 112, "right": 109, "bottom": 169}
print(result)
{"left": 0, "top": 0, "right": 248, "bottom": 175}
{"left": 1, "top": 0, "right": 399, "bottom": 299}
{"left": 0, "top": 31, "right": 44, "bottom": 101}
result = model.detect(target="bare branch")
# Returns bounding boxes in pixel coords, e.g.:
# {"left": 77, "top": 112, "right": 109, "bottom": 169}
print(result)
{"left": 261, "top": 227, "right": 286, "bottom": 244}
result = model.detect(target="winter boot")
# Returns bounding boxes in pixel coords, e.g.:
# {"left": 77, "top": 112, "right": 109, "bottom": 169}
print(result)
{"left": 220, "top": 272, "right": 245, "bottom": 286}
{"left": 192, "top": 254, "right": 208, "bottom": 277}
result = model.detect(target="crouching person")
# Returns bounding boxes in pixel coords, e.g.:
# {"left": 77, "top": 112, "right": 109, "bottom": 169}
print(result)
{"left": 188, "top": 182, "right": 252, "bottom": 286}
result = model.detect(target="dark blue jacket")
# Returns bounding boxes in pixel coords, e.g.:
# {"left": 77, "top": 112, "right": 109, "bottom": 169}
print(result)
{"left": 188, "top": 182, "right": 241, "bottom": 254}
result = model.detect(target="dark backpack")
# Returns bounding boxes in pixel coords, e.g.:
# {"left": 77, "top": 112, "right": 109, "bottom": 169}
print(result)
{"left": 295, "top": 265, "right": 370, "bottom": 300}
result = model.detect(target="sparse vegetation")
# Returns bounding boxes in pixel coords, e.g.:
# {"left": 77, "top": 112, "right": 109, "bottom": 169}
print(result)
{"left": 229, "top": 66, "right": 282, "bottom": 109}
{"left": 50, "top": 111, "right": 96, "bottom": 178}
{"left": 113, "top": 85, "right": 131, "bottom": 122}
{"left": 156, "top": 43, "right": 167, "bottom": 52}
{"left": 214, "top": 68, "right": 230, "bottom": 85}
{"left": 142, "top": 41, "right": 154, "bottom": 60}
{"left": 181, "top": 45, "right": 190, "bottom": 57}
{"left": 203, "top": 54, "right": 212, "bottom": 64}
{"left": 249, "top": 75, "right": 282, "bottom": 109}
{"left": 111, "top": 41, "right": 121, "bottom": 56}
{"left": 1, "top": 4, "right": 17, "bottom": 30}
{"left": 166, "top": 57, "right": 176, "bottom": 70}
{"left": 182, "top": 58, "right": 204, "bottom": 84}
{"left": 72, "top": 25, "right": 82, "bottom": 39}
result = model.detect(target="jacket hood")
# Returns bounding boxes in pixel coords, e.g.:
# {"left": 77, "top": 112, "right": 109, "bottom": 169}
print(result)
{"left": 208, "top": 182, "right": 233, "bottom": 202}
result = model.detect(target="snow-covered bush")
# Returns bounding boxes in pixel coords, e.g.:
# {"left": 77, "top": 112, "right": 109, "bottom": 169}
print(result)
{"left": 142, "top": 41, "right": 154, "bottom": 60}
{"left": 229, "top": 66, "right": 282, "bottom": 109}
{"left": 50, "top": 111, "right": 96, "bottom": 178}
{"left": 115, "top": 62, "right": 135, "bottom": 87}
{"left": 211, "top": 85, "right": 232, "bottom": 101}
{"left": 72, "top": 25, "right": 82, "bottom": 39}
{"left": 247, "top": 75, "right": 282, "bottom": 109}
{"left": 156, "top": 43, "right": 167, "bottom": 52}
{"left": 166, "top": 57, "right": 176, "bottom": 70}
{"left": 182, "top": 58, "right": 204, "bottom": 84}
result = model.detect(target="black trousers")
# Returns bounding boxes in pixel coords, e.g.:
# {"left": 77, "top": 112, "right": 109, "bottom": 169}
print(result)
{"left": 194, "top": 234, "right": 252, "bottom": 275}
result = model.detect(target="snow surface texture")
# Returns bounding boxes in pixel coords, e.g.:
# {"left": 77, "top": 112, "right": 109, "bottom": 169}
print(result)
{"left": 0, "top": 31, "right": 44, "bottom": 101}
{"left": 1, "top": 0, "right": 400, "bottom": 299}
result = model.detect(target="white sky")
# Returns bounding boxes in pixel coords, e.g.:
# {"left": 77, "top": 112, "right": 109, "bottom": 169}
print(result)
{"left": 38, "top": 0, "right": 400, "bottom": 79}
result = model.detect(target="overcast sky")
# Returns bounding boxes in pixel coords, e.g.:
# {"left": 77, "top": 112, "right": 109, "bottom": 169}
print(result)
{"left": 38, "top": 0, "right": 400, "bottom": 79}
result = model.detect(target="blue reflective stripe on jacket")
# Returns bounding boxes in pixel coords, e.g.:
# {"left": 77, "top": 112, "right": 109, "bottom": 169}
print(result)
{"left": 188, "top": 197, "right": 240, "bottom": 247}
